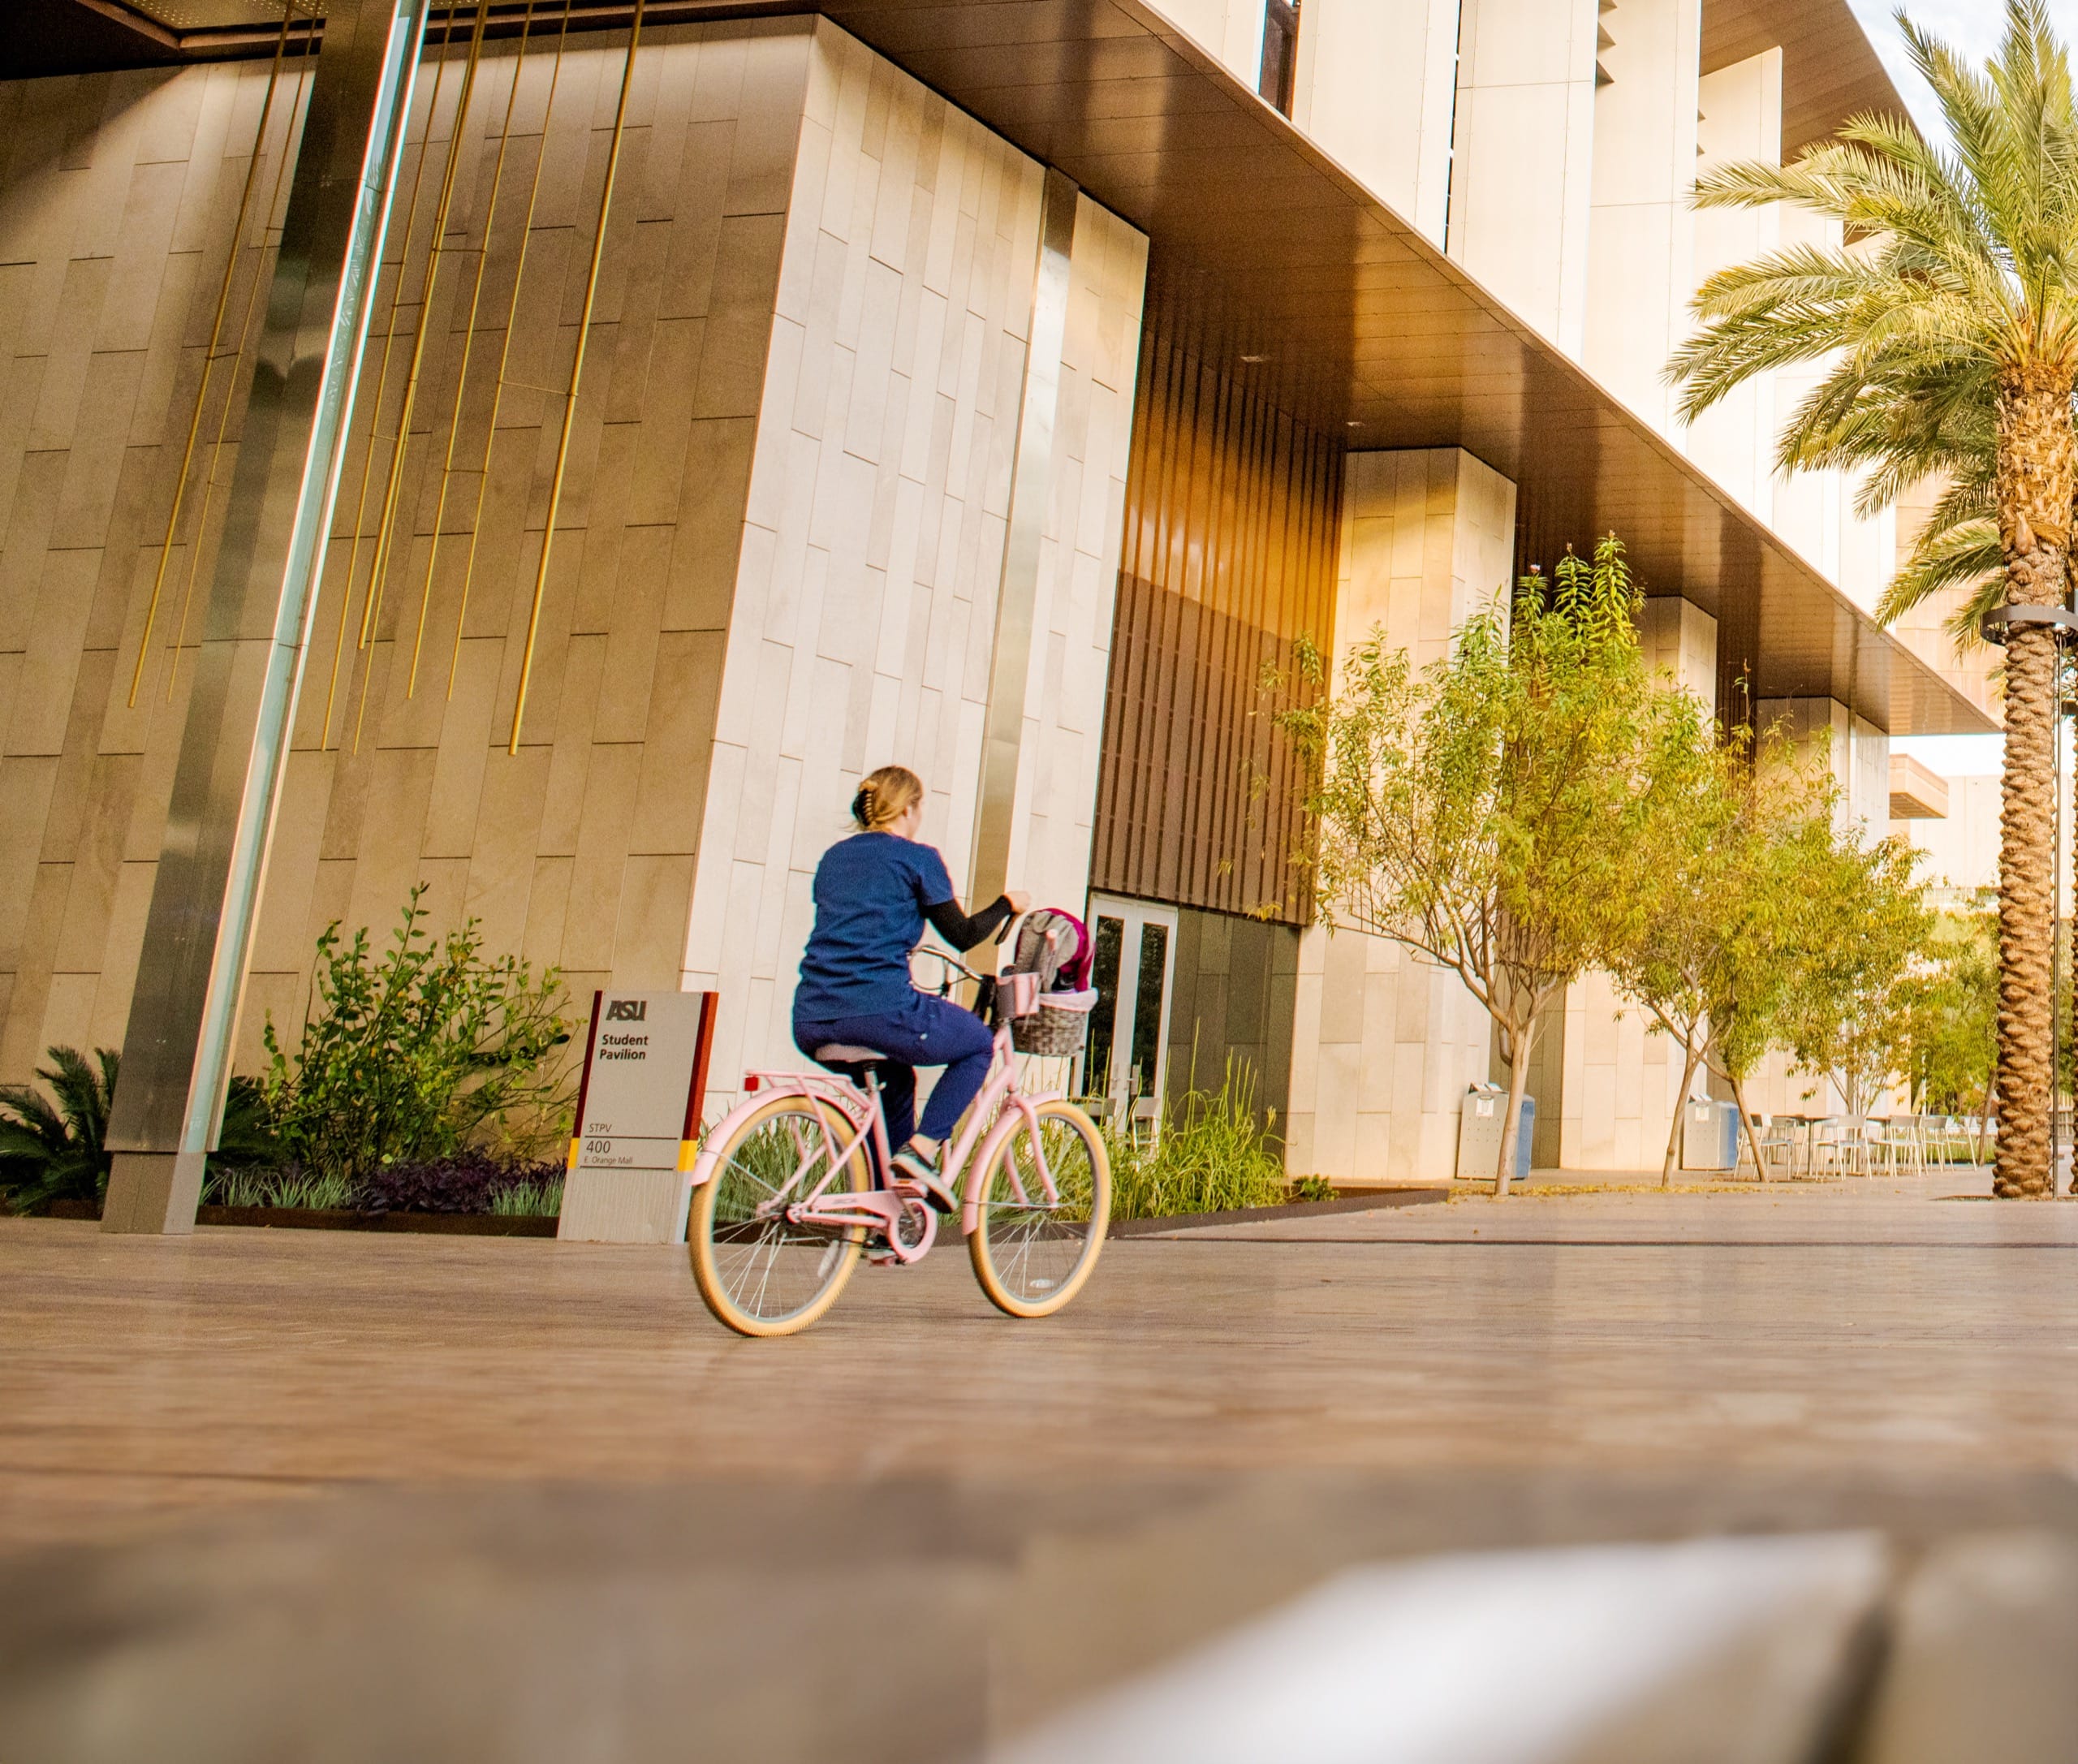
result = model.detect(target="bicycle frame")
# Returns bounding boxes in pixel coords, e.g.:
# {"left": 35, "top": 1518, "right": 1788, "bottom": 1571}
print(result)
{"left": 686, "top": 1020, "right": 1067, "bottom": 1247}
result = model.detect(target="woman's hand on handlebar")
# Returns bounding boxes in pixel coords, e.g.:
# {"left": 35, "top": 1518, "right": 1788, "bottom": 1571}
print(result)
{"left": 1005, "top": 891, "right": 1030, "bottom": 914}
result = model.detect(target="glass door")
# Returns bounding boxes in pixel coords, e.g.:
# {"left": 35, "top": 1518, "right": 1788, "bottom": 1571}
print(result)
{"left": 1081, "top": 895, "right": 1179, "bottom": 1120}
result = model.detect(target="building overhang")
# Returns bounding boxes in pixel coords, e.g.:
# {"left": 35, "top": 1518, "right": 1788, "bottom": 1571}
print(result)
{"left": 822, "top": 0, "right": 1985, "bottom": 735}
{"left": 11, "top": 0, "right": 1991, "bottom": 735}
{"left": 1701, "top": 0, "right": 1911, "bottom": 161}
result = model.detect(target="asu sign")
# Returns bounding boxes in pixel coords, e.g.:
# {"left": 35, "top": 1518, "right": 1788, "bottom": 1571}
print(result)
{"left": 556, "top": 990, "right": 718, "bottom": 1244}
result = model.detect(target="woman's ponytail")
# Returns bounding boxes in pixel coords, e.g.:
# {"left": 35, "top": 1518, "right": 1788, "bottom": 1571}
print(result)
{"left": 851, "top": 765, "right": 924, "bottom": 831}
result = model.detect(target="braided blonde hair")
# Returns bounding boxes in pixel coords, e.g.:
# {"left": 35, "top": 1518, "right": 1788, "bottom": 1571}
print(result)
{"left": 851, "top": 765, "right": 924, "bottom": 832}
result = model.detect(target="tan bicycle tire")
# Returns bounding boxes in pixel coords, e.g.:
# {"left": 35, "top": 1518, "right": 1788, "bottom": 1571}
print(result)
{"left": 969, "top": 1098, "right": 1110, "bottom": 1318}
{"left": 690, "top": 1093, "right": 872, "bottom": 1338}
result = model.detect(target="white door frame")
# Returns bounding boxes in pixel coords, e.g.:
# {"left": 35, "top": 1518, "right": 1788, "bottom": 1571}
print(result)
{"left": 1084, "top": 894, "right": 1179, "bottom": 1115}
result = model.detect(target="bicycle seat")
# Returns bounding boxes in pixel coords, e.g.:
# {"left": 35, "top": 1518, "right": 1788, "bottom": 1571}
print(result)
{"left": 813, "top": 1043, "right": 893, "bottom": 1064}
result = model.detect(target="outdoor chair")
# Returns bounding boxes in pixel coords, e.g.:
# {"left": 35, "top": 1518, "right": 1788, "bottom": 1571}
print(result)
{"left": 1807, "top": 1119, "right": 1844, "bottom": 1180}
{"left": 1864, "top": 1119, "right": 1892, "bottom": 1177}
{"left": 1073, "top": 1093, "right": 1117, "bottom": 1128}
{"left": 1757, "top": 1116, "right": 1806, "bottom": 1180}
{"left": 1811, "top": 1118, "right": 1875, "bottom": 1180}
{"left": 1878, "top": 1117, "right": 1924, "bottom": 1178}
{"left": 1921, "top": 1115, "right": 1952, "bottom": 1167}
{"left": 1843, "top": 1119, "right": 1882, "bottom": 1179}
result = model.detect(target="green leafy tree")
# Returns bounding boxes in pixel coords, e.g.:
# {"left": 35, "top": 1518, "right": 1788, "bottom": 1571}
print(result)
{"left": 1779, "top": 833, "right": 1937, "bottom": 1119}
{"left": 1903, "top": 899, "right": 2000, "bottom": 1139}
{"left": 1666, "top": 0, "right": 2078, "bottom": 1196}
{"left": 1283, "top": 536, "right": 1683, "bottom": 1193}
{"left": 0, "top": 1046, "right": 119, "bottom": 1215}
{"left": 263, "top": 886, "right": 574, "bottom": 1185}
{"left": 1610, "top": 723, "right": 1843, "bottom": 1184}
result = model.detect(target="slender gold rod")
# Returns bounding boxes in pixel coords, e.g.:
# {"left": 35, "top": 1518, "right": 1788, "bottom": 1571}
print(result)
{"left": 446, "top": 0, "right": 570, "bottom": 701}
{"left": 162, "top": 45, "right": 313, "bottom": 705}
{"left": 320, "top": 14, "right": 463, "bottom": 746}
{"left": 351, "top": 0, "right": 493, "bottom": 753}
{"left": 127, "top": 2, "right": 295, "bottom": 709}
{"left": 508, "top": 0, "right": 645, "bottom": 755}
{"left": 405, "top": 0, "right": 540, "bottom": 697}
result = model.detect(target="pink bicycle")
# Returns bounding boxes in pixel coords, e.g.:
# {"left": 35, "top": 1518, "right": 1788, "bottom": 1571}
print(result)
{"left": 686, "top": 953, "right": 1110, "bottom": 1337}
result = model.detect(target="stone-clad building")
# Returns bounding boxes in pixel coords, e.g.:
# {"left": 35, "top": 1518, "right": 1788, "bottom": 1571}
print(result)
{"left": 0, "top": 0, "right": 1991, "bottom": 1227}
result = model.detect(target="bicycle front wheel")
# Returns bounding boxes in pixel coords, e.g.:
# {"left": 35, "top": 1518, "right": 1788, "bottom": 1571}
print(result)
{"left": 969, "top": 1099, "right": 1110, "bottom": 1318}
{"left": 691, "top": 1093, "right": 870, "bottom": 1337}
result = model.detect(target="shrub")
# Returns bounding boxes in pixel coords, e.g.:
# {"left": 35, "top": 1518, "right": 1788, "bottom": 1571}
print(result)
{"left": 263, "top": 885, "right": 573, "bottom": 1184}
{"left": 213, "top": 1074, "right": 284, "bottom": 1176}
{"left": 0, "top": 1046, "right": 118, "bottom": 1215}
{"left": 1104, "top": 1059, "right": 1292, "bottom": 1220}
{"left": 488, "top": 1177, "right": 564, "bottom": 1218}
{"left": 355, "top": 1149, "right": 566, "bottom": 1215}
{"left": 204, "top": 1166, "right": 356, "bottom": 1210}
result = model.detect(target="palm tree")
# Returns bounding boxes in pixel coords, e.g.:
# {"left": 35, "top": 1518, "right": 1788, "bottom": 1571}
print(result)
{"left": 0, "top": 1046, "right": 119, "bottom": 1214}
{"left": 1666, "top": 0, "right": 2078, "bottom": 1197}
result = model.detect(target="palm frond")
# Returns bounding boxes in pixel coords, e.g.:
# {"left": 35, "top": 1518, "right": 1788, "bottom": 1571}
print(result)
{"left": 1875, "top": 517, "right": 2003, "bottom": 628}
{"left": 0, "top": 1046, "right": 119, "bottom": 1214}
{"left": 1940, "top": 570, "right": 2014, "bottom": 649}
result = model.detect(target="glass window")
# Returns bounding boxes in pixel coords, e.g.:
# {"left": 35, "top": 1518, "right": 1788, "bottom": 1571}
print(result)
{"left": 1259, "top": 0, "right": 1299, "bottom": 118}
{"left": 1130, "top": 923, "right": 1169, "bottom": 1098}
{"left": 1083, "top": 915, "right": 1124, "bottom": 1098}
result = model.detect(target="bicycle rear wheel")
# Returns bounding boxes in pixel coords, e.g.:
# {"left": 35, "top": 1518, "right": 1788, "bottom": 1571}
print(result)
{"left": 691, "top": 1093, "right": 870, "bottom": 1337}
{"left": 969, "top": 1099, "right": 1110, "bottom": 1318}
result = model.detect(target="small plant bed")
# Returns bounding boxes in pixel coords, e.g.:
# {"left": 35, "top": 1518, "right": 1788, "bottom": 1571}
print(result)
{"left": 1110, "top": 1188, "right": 1443, "bottom": 1236}
{"left": 2, "top": 887, "right": 577, "bottom": 1231}
{"left": 201, "top": 1152, "right": 564, "bottom": 1232}
{"left": 196, "top": 1205, "right": 556, "bottom": 1237}
{"left": 1096, "top": 1061, "right": 1451, "bottom": 1231}
{"left": 29, "top": 1195, "right": 558, "bottom": 1234}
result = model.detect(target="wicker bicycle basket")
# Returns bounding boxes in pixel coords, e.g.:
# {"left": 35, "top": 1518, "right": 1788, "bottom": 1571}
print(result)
{"left": 1010, "top": 986, "right": 1097, "bottom": 1057}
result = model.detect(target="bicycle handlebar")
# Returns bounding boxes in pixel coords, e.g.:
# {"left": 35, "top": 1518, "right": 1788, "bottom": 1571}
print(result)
{"left": 912, "top": 945, "right": 985, "bottom": 990}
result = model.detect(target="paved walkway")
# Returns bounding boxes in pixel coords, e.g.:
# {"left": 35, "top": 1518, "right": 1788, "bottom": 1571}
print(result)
{"left": 6, "top": 1184, "right": 2078, "bottom": 1760}
{"left": 3, "top": 1175, "right": 2075, "bottom": 1552}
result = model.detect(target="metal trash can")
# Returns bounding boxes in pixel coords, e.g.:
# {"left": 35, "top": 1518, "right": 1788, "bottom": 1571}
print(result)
{"left": 1458, "top": 1085, "right": 1535, "bottom": 1184}
{"left": 1680, "top": 1098, "right": 1741, "bottom": 1171}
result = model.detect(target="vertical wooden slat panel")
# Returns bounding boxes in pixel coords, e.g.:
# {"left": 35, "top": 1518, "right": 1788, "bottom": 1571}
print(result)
{"left": 1091, "top": 309, "right": 1340, "bottom": 927}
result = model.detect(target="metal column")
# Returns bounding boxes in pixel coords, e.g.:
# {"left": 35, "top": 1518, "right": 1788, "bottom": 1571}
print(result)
{"left": 969, "top": 168, "right": 1079, "bottom": 908}
{"left": 101, "top": 0, "right": 431, "bottom": 1233}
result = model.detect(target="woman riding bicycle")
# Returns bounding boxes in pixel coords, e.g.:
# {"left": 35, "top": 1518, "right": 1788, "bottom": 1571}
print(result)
{"left": 792, "top": 766, "right": 1026, "bottom": 1214}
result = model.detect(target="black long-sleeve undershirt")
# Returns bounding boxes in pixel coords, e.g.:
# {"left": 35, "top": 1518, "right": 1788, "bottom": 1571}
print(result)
{"left": 925, "top": 894, "right": 1014, "bottom": 952}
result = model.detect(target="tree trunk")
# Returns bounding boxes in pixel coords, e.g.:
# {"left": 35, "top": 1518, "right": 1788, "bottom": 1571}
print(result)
{"left": 1662, "top": 1039, "right": 1702, "bottom": 1188}
{"left": 1729, "top": 1072, "right": 1770, "bottom": 1182}
{"left": 1992, "top": 369, "right": 2072, "bottom": 1199}
{"left": 1494, "top": 1017, "right": 1535, "bottom": 1199}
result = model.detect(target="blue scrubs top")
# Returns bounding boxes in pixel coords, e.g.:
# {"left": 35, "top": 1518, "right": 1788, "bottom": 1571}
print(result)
{"left": 793, "top": 833, "right": 955, "bottom": 1021}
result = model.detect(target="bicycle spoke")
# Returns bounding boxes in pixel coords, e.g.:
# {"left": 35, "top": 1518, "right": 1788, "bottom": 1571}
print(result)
{"left": 972, "top": 1104, "right": 1106, "bottom": 1314}
{"left": 693, "top": 1098, "right": 867, "bottom": 1331}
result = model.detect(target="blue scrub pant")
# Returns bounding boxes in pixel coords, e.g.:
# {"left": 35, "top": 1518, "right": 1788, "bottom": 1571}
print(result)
{"left": 794, "top": 990, "right": 996, "bottom": 1158}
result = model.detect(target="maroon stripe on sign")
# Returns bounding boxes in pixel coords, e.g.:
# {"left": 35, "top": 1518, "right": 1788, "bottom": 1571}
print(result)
{"left": 571, "top": 990, "right": 605, "bottom": 1141}
{"left": 683, "top": 992, "right": 718, "bottom": 1141}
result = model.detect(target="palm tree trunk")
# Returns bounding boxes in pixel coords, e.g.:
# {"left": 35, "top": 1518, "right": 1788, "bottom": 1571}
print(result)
{"left": 1991, "top": 370, "right": 2072, "bottom": 1199}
